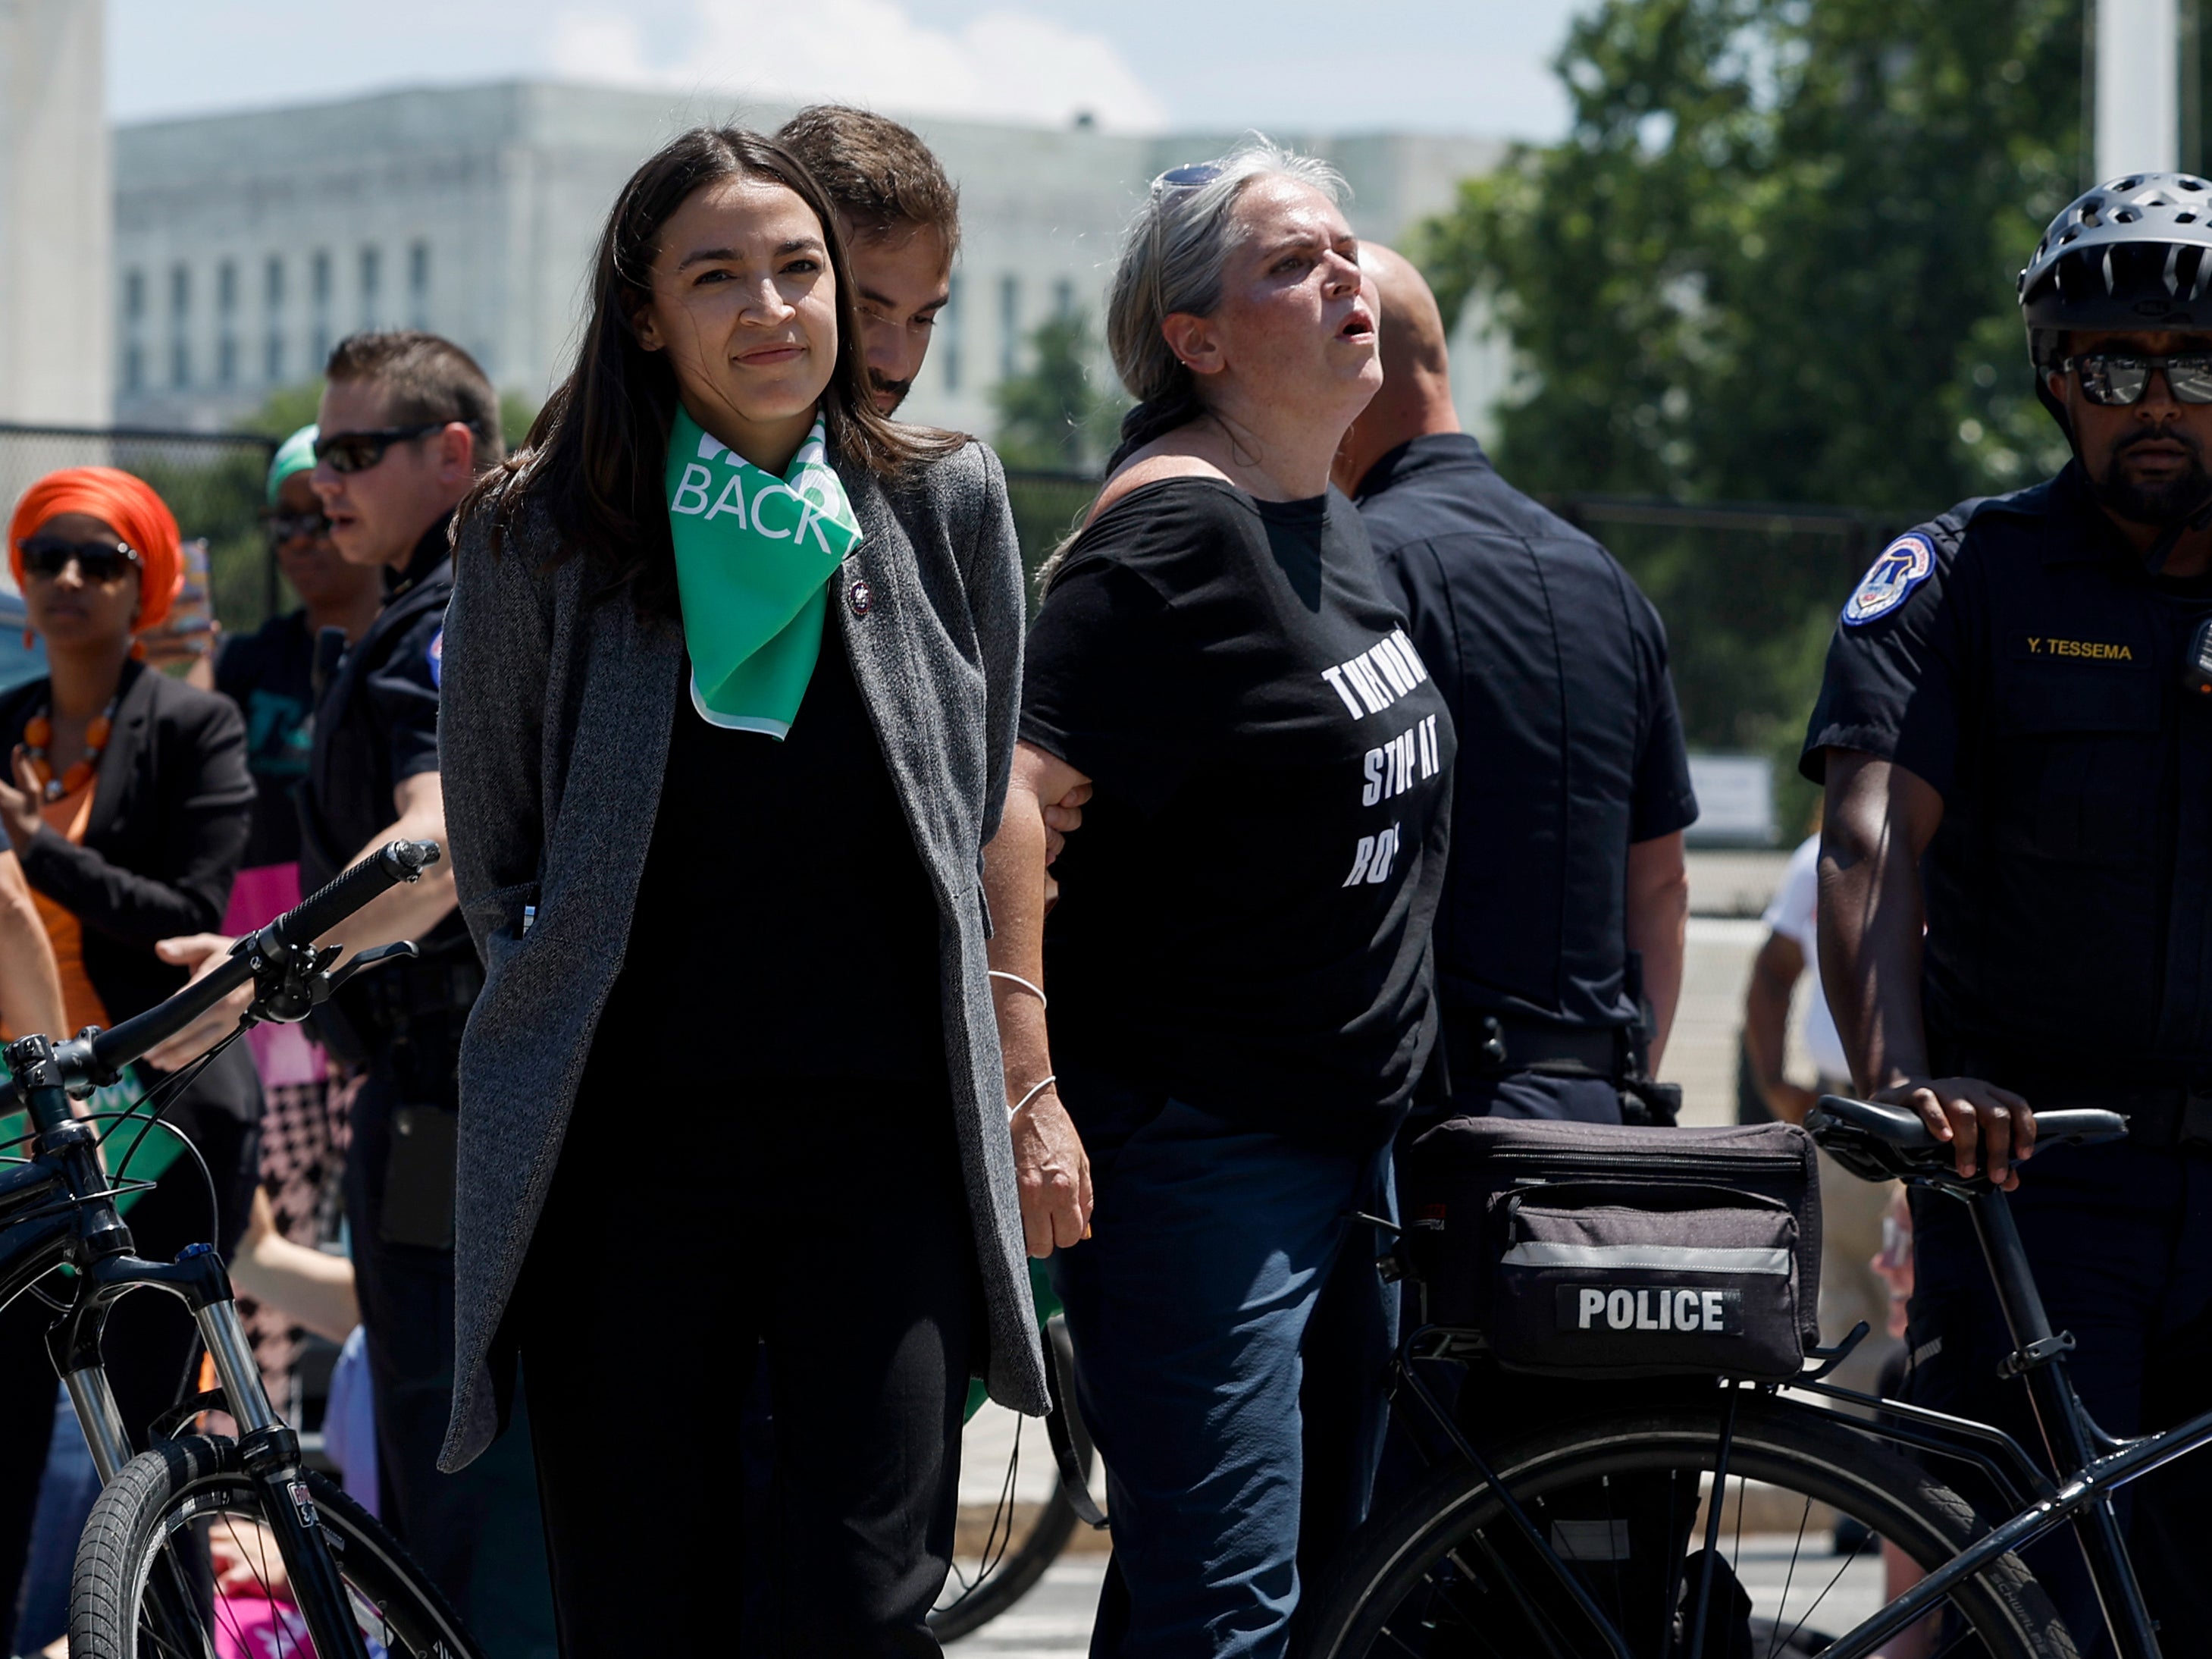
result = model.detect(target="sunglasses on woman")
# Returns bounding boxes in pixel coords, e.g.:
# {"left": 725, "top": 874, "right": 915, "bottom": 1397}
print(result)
{"left": 264, "top": 510, "right": 333, "bottom": 544}
{"left": 2065, "top": 351, "right": 2212, "bottom": 406}
{"left": 313, "top": 422, "right": 446, "bottom": 474}
{"left": 17, "top": 536, "right": 141, "bottom": 583}
{"left": 1154, "top": 162, "right": 1224, "bottom": 191}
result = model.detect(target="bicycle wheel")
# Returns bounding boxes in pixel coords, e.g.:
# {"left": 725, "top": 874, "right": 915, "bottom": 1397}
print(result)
{"left": 1301, "top": 1393, "right": 2078, "bottom": 1659}
{"left": 931, "top": 1314, "right": 1098, "bottom": 1641}
{"left": 70, "top": 1435, "right": 481, "bottom": 1659}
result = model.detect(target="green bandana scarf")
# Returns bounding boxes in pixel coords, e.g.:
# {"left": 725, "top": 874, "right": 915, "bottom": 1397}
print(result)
{"left": 665, "top": 407, "right": 864, "bottom": 738}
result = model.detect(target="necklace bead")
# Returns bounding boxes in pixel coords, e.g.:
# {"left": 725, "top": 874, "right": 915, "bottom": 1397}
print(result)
{"left": 25, "top": 695, "right": 119, "bottom": 803}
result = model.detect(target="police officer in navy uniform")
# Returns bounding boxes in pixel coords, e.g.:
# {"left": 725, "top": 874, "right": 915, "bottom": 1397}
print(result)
{"left": 1335, "top": 246, "right": 1699, "bottom": 1125}
{"left": 305, "top": 333, "right": 555, "bottom": 1654}
{"left": 154, "top": 331, "right": 554, "bottom": 1655}
{"left": 1808, "top": 176, "right": 2212, "bottom": 1651}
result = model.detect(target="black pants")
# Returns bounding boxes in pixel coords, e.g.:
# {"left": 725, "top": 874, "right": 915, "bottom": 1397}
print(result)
{"left": 0, "top": 1079, "right": 258, "bottom": 1649}
{"left": 345, "top": 1070, "right": 556, "bottom": 1657}
{"left": 513, "top": 1075, "right": 981, "bottom": 1658}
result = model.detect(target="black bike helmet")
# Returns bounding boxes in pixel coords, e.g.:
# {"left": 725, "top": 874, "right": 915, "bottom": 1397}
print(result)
{"left": 2021, "top": 173, "right": 2212, "bottom": 384}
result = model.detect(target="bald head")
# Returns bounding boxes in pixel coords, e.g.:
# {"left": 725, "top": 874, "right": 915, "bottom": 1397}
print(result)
{"left": 1334, "top": 244, "right": 1461, "bottom": 495}
{"left": 1368, "top": 245, "right": 1453, "bottom": 386}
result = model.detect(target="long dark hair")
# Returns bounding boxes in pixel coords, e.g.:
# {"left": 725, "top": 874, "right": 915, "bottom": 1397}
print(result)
{"left": 466, "top": 126, "right": 960, "bottom": 618}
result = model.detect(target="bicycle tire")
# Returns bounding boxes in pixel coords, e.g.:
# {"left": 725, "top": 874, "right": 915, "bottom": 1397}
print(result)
{"left": 71, "top": 1435, "right": 481, "bottom": 1659}
{"left": 929, "top": 1314, "right": 1098, "bottom": 1642}
{"left": 1300, "top": 1393, "right": 2079, "bottom": 1659}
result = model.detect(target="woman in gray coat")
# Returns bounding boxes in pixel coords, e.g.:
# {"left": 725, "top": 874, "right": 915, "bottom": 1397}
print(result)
{"left": 436, "top": 127, "right": 1060, "bottom": 1655}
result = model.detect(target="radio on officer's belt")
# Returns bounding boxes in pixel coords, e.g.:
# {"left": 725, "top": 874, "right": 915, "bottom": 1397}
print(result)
{"left": 2189, "top": 618, "right": 2212, "bottom": 697}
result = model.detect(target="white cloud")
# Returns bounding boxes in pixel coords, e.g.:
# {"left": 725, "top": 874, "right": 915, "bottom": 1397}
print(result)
{"left": 550, "top": 0, "right": 1168, "bottom": 130}
{"left": 548, "top": 14, "right": 658, "bottom": 86}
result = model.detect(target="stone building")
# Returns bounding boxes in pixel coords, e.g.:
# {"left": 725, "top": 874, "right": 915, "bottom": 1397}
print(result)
{"left": 113, "top": 81, "right": 1502, "bottom": 441}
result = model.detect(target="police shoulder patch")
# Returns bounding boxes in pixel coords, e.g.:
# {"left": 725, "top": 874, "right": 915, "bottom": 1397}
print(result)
{"left": 426, "top": 627, "right": 443, "bottom": 689}
{"left": 1841, "top": 533, "right": 1936, "bottom": 627}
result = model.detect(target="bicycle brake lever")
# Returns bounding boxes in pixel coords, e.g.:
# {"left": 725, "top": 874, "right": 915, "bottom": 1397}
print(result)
{"left": 313, "top": 940, "right": 421, "bottom": 1003}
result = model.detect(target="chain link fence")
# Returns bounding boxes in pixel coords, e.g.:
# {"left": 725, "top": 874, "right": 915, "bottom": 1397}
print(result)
{"left": 1, "top": 444, "right": 1090, "bottom": 635}
{"left": 0, "top": 445, "right": 1904, "bottom": 818}
{"left": 1549, "top": 494, "right": 1919, "bottom": 833}
{"left": 1003, "top": 471, "right": 1101, "bottom": 588}
{"left": 1010, "top": 472, "right": 1915, "bottom": 835}
{"left": 0, "top": 424, "right": 282, "bottom": 635}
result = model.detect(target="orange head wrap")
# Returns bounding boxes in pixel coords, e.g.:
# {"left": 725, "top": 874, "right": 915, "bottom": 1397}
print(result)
{"left": 6, "top": 467, "right": 184, "bottom": 635}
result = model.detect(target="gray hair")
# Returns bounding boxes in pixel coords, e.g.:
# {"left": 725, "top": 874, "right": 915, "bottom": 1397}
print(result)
{"left": 1102, "top": 137, "right": 1348, "bottom": 472}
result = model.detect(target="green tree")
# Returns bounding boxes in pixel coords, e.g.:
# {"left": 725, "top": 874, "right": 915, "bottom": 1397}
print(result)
{"left": 500, "top": 392, "right": 541, "bottom": 453}
{"left": 993, "top": 311, "right": 1126, "bottom": 475}
{"left": 1418, "top": 0, "right": 2083, "bottom": 808}
{"left": 237, "top": 381, "right": 324, "bottom": 442}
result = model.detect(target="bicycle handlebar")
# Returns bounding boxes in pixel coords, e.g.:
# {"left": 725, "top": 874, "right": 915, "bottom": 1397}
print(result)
{"left": 263, "top": 838, "right": 443, "bottom": 956}
{"left": 77, "top": 839, "right": 443, "bottom": 1084}
{"left": 1808, "top": 1093, "right": 2129, "bottom": 1184}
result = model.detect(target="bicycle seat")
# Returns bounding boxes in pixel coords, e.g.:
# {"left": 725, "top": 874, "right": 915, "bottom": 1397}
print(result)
{"left": 1806, "top": 1095, "right": 2129, "bottom": 1184}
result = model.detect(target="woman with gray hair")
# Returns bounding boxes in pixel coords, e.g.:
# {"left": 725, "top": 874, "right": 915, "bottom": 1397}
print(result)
{"left": 982, "top": 140, "right": 1457, "bottom": 1654}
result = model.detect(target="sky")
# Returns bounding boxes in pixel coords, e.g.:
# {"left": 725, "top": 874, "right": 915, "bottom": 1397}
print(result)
{"left": 108, "top": 0, "right": 1597, "bottom": 138}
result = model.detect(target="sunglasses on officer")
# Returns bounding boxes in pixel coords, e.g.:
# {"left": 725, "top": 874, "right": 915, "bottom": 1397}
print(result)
{"left": 312, "top": 422, "right": 447, "bottom": 475}
{"left": 17, "top": 536, "right": 142, "bottom": 584}
{"left": 2064, "top": 351, "right": 2212, "bottom": 406}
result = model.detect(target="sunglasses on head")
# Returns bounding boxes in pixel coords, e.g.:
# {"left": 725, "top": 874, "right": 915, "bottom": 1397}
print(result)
{"left": 2065, "top": 351, "right": 2212, "bottom": 406}
{"left": 17, "top": 537, "right": 141, "bottom": 583}
{"left": 313, "top": 422, "right": 446, "bottom": 474}
{"left": 264, "top": 510, "right": 333, "bottom": 544}
{"left": 1154, "top": 162, "right": 1224, "bottom": 191}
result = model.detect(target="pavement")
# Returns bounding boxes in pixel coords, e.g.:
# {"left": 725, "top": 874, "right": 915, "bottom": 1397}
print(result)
{"left": 945, "top": 1560, "right": 1108, "bottom": 1656}
{"left": 943, "top": 1535, "right": 1891, "bottom": 1654}
{"left": 1665, "top": 848, "right": 1798, "bottom": 1128}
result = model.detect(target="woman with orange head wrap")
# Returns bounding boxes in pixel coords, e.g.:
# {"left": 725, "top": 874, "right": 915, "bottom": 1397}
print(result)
{"left": 0, "top": 467, "right": 261, "bottom": 1617}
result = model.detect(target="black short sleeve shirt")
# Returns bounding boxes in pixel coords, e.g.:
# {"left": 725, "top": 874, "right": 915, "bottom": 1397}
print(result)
{"left": 1802, "top": 464, "right": 2212, "bottom": 1084}
{"left": 1022, "top": 478, "right": 1455, "bottom": 1134}
{"left": 302, "top": 528, "right": 450, "bottom": 895}
{"left": 1355, "top": 434, "right": 1698, "bottom": 1029}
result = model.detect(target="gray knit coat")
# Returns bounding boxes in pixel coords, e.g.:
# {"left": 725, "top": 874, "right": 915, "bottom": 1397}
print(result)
{"left": 434, "top": 438, "right": 1050, "bottom": 1472}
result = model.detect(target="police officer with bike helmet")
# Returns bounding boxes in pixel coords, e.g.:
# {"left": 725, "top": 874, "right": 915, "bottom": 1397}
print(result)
{"left": 1806, "top": 173, "right": 2212, "bottom": 1651}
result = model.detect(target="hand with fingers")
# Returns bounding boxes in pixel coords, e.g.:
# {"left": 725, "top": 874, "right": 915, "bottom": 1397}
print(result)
{"left": 1874, "top": 1074, "right": 2037, "bottom": 1189}
{"left": 1039, "top": 779, "right": 1092, "bottom": 914}
{"left": 144, "top": 933, "right": 251, "bottom": 1071}
{"left": 0, "top": 748, "right": 45, "bottom": 856}
{"left": 1040, "top": 779, "right": 1092, "bottom": 864}
{"left": 1010, "top": 1084, "right": 1092, "bottom": 1257}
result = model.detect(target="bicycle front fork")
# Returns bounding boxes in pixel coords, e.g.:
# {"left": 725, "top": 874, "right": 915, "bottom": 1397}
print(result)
{"left": 56, "top": 1249, "right": 378, "bottom": 1659}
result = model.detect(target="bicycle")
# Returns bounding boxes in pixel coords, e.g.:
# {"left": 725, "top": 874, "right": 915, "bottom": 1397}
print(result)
{"left": 0, "top": 838, "right": 475, "bottom": 1658}
{"left": 1299, "top": 1095, "right": 2212, "bottom": 1658}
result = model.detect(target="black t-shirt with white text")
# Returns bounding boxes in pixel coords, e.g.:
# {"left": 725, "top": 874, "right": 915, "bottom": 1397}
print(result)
{"left": 1022, "top": 478, "right": 1455, "bottom": 1136}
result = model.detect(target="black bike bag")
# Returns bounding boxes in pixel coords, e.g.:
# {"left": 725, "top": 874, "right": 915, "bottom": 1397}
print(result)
{"left": 1403, "top": 1117, "right": 1821, "bottom": 1382}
